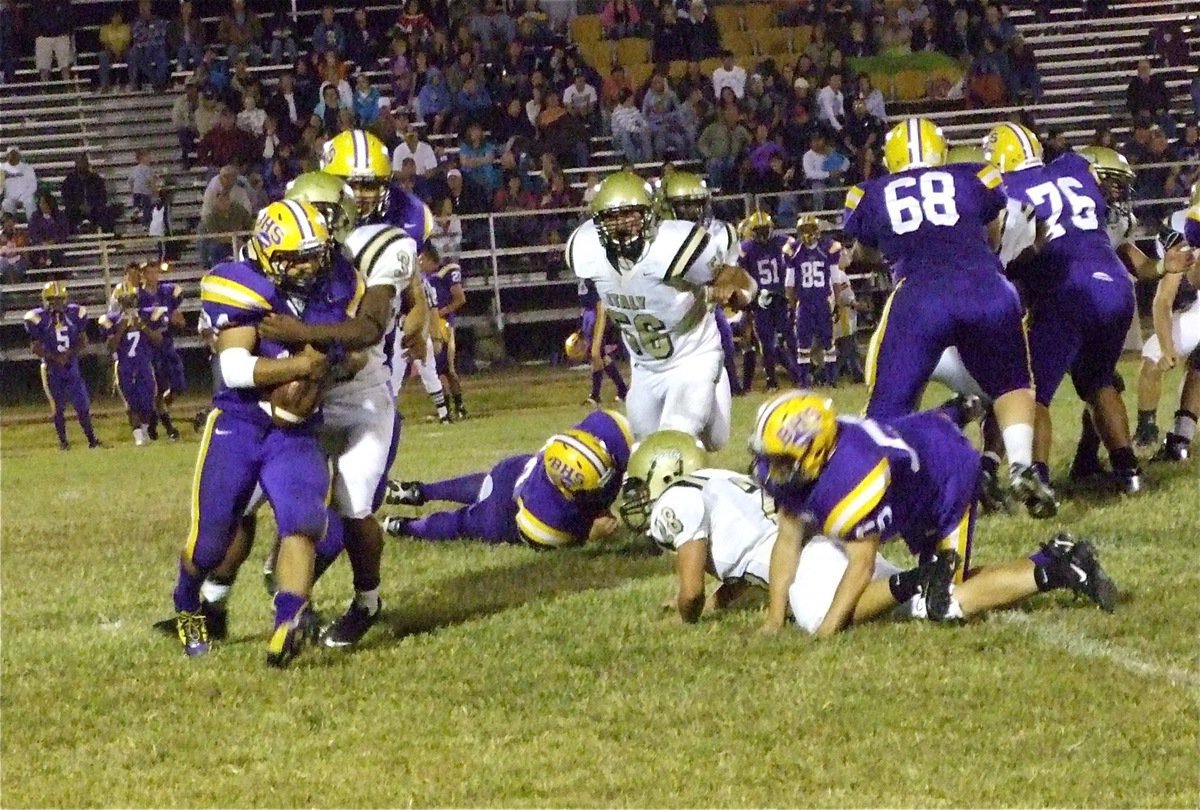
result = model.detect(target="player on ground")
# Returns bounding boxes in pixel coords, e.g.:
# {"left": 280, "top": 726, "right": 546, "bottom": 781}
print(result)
{"left": 421, "top": 245, "right": 469, "bottom": 420}
{"left": 100, "top": 282, "right": 166, "bottom": 447}
{"left": 985, "top": 124, "right": 1141, "bottom": 493}
{"left": 749, "top": 391, "right": 1117, "bottom": 637}
{"left": 789, "top": 214, "right": 843, "bottom": 387}
{"left": 24, "top": 282, "right": 102, "bottom": 450}
{"left": 170, "top": 200, "right": 346, "bottom": 667}
{"left": 383, "top": 410, "right": 632, "bottom": 548}
{"left": 138, "top": 260, "right": 186, "bottom": 441}
{"left": 565, "top": 277, "right": 629, "bottom": 405}
{"left": 565, "top": 171, "right": 755, "bottom": 450}
{"left": 844, "top": 117, "right": 1054, "bottom": 518}
{"left": 738, "top": 209, "right": 802, "bottom": 390}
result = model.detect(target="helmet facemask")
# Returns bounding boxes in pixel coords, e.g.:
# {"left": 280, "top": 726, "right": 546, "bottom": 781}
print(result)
{"left": 670, "top": 196, "right": 708, "bottom": 224}
{"left": 347, "top": 177, "right": 390, "bottom": 218}
{"left": 1096, "top": 169, "right": 1134, "bottom": 221}
{"left": 263, "top": 242, "right": 332, "bottom": 295}
{"left": 596, "top": 205, "right": 653, "bottom": 260}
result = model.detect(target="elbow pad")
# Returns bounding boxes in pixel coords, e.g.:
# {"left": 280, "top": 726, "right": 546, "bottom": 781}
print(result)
{"left": 219, "top": 346, "right": 258, "bottom": 388}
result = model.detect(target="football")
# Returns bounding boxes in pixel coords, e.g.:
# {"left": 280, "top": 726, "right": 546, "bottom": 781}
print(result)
{"left": 266, "top": 379, "right": 323, "bottom": 427}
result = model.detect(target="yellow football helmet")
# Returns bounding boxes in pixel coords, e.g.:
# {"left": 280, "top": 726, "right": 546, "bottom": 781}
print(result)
{"left": 590, "top": 171, "right": 658, "bottom": 259}
{"left": 249, "top": 199, "right": 333, "bottom": 294}
{"left": 284, "top": 170, "right": 359, "bottom": 242}
{"left": 618, "top": 430, "right": 707, "bottom": 533}
{"left": 564, "top": 330, "right": 587, "bottom": 363}
{"left": 742, "top": 209, "right": 774, "bottom": 242}
{"left": 542, "top": 427, "right": 617, "bottom": 498}
{"left": 1078, "top": 146, "right": 1136, "bottom": 216}
{"left": 112, "top": 281, "right": 140, "bottom": 310}
{"left": 749, "top": 390, "right": 838, "bottom": 486}
{"left": 661, "top": 171, "right": 711, "bottom": 223}
{"left": 320, "top": 129, "right": 392, "bottom": 218}
{"left": 796, "top": 213, "right": 820, "bottom": 246}
{"left": 982, "top": 123, "right": 1043, "bottom": 173}
{"left": 882, "top": 118, "right": 948, "bottom": 173}
{"left": 41, "top": 281, "right": 68, "bottom": 309}
{"left": 1190, "top": 180, "right": 1199, "bottom": 208}
{"left": 946, "top": 144, "right": 986, "bottom": 165}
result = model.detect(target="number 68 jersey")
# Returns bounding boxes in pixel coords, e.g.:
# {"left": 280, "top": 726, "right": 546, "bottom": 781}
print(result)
{"left": 565, "top": 218, "right": 733, "bottom": 372}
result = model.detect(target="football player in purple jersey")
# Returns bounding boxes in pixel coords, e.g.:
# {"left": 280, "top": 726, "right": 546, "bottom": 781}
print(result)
{"left": 421, "top": 245, "right": 470, "bottom": 419}
{"left": 739, "top": 210, "right": 803, "bottom": 391}
{"left": 750, "top": 391, "right": 1117, "bottom": 638}
{"left": 99, "top": 282, "right": 167, "bottom": 447}
{"left": 23, "top": 282, "right": 102, "bottom": 450}
{"left": 788, "top": 214, "right": 843, "bottom": 387}
{"left": 843, "top": 117, "right": 1055, "bottom": 519}
{"left": 138, "top": 259, "right": 186, "bottom": 440}
{"left": 566, "top": 277, "right": 629, "bottom": 405}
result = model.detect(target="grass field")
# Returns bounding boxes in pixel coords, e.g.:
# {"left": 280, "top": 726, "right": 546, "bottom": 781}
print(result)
{"left": 2, "top": 360, "right": 1198, "bottom": 807}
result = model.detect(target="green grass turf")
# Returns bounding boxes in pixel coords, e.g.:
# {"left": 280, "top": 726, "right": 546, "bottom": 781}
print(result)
{"left": 2, "top": 360, "right": 1197, "bottom": 807}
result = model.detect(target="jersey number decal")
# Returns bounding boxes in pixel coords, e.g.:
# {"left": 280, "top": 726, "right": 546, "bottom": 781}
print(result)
{"left": 54, "top": 325, "right": 70, "bottom": 353}
{"left": 798, "top": 261, "right": 826, "bottom": 288}
{"left": 1026, "top": 177, "right": 1098, "bottom": 241}
{"left": 608, "top": 311, "right": 673, "bottom": 360}
{"left": 126, "top": 331, "right": 141, "bottom": 358}
{"left": 883, "top": 172, "right": 960, "bottom": 235}
{"left": 755, "top": 257, "right": 780, "bottom": 286}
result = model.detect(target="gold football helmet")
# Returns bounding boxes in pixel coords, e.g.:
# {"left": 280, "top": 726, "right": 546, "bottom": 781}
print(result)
{"left": 618, "top": 430, "right": 707, "bottom": 533}
{"left": 796, "top": 213, "right": 821, "bottom": 246}
{"left": 590, "top": 171, "right": 658, "bottom": 259}
{"left": 41, "top": 281, "right": 68, "bottom": 310}
{"left": 285, "top": 170, "right": 359, "bottom": 242}
{"left": 749, "top": 390, "right": 838, "bottom": 486}
{"left": 320, "top": 129, "right": 393, "bottom": 218}
{"left": 982, "top": 123, "right": 1044, "bottom": 173}
{"left": 542, "top": 427, "right": 617, "bottom": 498}
{"left": 742, "top": 209, "right": 774, "bottom": 242}
{"left": 1078, "top": 146, "right": 1136, "bottom": 217}
{"left": 250, "top": 199, "right": 333, "bottom": 294}
{"left": 882, "top": 117, "right": 948, "bottom": 173}
{"left": 564, "top": 330, "right": 588, "bottom": 363}
{"left": 112, "top": 281, "right": 141, "bottom": 310}
{"left": 661, "top": 171, "right": 711, "bottom": 223}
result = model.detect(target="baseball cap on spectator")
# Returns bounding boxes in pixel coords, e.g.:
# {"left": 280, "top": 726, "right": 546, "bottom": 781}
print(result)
{"left": 447, "top": 169, "right": 462, "bottom": 180}
{"left": 793, "top": 77, "right": 810, "bottom": 93}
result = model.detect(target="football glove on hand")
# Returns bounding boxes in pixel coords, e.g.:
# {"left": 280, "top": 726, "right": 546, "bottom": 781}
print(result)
{"left": 757, "top": 289, "right": 774, "bottom": 309}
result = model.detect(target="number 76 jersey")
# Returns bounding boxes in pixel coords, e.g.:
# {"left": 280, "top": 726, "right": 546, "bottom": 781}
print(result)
{"left": 565, "top": 219, "right": 733, "bottom": 372}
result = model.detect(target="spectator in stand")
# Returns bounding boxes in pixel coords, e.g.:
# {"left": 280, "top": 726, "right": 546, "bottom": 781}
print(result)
{"left": 470, "top": 0, "right": 516, "bottom": 55}
{"left": 611, "top": 89, "right": 653, "bottom": 164}
{"left": 494, "top": 97, "right": 536, "bottom": 157}
{"left": 27, "top": 191, "right": 69, "bottom": 269}
{"left": 845, "top": 143, "right": 883, "bottom": 187}
{"left": 265, "top": 72, "right": 306, "bottom": 139}
{"left": 417, "top": 67, "right": 453, "bottom": 135}
{"left": 538, "top": 169, "right": 578, "bottom": 247}
{"left": 129, "top": 150, "right": 159, "bottom": 226}
{"left": 816, "top": 71, "right": 846, "bottom": 134}
{"left": 492, "top": 172, "right": 536, "bottom": 248}
{"left": 936, "top": 8, "right": 973, "bottom": 59}
{"left": 126, "top": 0, "right": 169, "bottom": 93}
{"left": 0, "top": 212, "right": 29, "bottom": 283}
{"left": 698, "top": 103, "right": 751, "bottom": 189}
{"left": 443, "top": 169, "right": 487, "bottom": 251}
{"left": 345, "top": 8, "right": 380, "bottom": 69}
{"left": 196, "top": 90, "right": 224, "bottom": 142}
{"left": 516, "top": 0, "right": 552, "bottom": 46}
{"left": 237, "top": 91, "right": 266, "bottom": 136}
{"left": 459, "top": 122, "right": 501, "bottom": 197}
{"left": 1122, "top": 115, "right": 1152, "bottom": 165}
{"left": 842, "top": 19, "right": 874, "bottom": 58}
{"left": 748, "top": 122, "right": 786, "bottom": 176}
{"left": 317, "top": 50, "right": 352, "bottom": 108}
{"left": 563, "top": 72, "right": 599, "bottom": 126}
{"left": 97, "top": 11, "right": 132, "bottom": 95}
{"left": 1008, "top": 34, "right": 1042, "bottom": 101}
{"left": 911, "top": 16, "right": 939, "bottom": 53}
{"left": 842, "top": 95, "right": 885, "bottom": 157}
{"left": 1126, "top": 58, "right": 1175, "bottom": 138}
{"left": 1042, "top": 127, "right": 1070, "bottom": 163}
{"left": 652, "top": 5, "right": 689, "bottom": 63}
{"left": 430, "top": 196, "right": 463, "bottom": 260}
{"left": 1144, "top": 17, "right": 1190, "bottom": 68}
{"left": 855, "top": 74, "right": 886, "bottom": 121}
{"left": 259, "top": 114, "right": 283, "bottom": 168}
{"left": 642, "top": 73, "right": 686, "bottom": 159}
{"left": 875, "top": 7, "right": 912, "bottom": 56}
{"left": 979, "top": 3, "right": 1016, "bottom": 47}
{"left": 312, "top": 83, "right": 346, "bottom": 134}
{"left": 312, "top": 4, "right": 346, "bottom": 59}
{"left": 601, "top": 0, "right": 641, "bottom": 39}
{"left": 1, "top": 148, "right": 36, "bottom": 219}
{"left": 1090, "top": 125, "right": 1115, "bottom": 149}
{"left": 685, "top": 1, "right": 722, "bottom": 61}
{"left": 453, "top": 75, "right": 494, "bottom": 132}
{"left": 712, "top": 51, "right": 747, "bottom": 101}
{"left": 171, "top": 81, "right": 201, "bottom": 168}
{"left": 968, "top": 35, "right": 1012, "bottom": 108}
{"left": 266, "top": 7, "right": 298, "bottom": 66}
{"left": 262, "top": 153, "right": 292, "bottom": 200}
{"left": 672, "top": 88, "right": 706, "bottom": 160}
{"left": 293, "top": 53, "right": 319, "bottom": 111}
{"left": 782, "top": 101, "right": 818, "bottom": 160}
{"left": 802, "top": 130, "right": 847, "bottom": 210}
{"left": 741, "top": 74, "right": 773, "bottom": 124}
{"left": 1136, "top": 125, "right": 1179, "bottom": 219}
{"left": 218, "top": 0, "right": 264, "bottom": 67}
{"left": 61, "top": 154, "right": 115, "bottom": 233}
{"left": 1172, "top": 120, "right": 1200, "bottom": 194}
{"left": 804, "top": 22, "right": 832, "bottom": 72}
{"left": 0, "top": 0, "right": 17, "bottom": 85}
{"left": 897, "top": 0, "right": 929, "bottom": 28}
{"left": 396, "top": 0, "right": 433, "bottom": 43}
{"left": 169, "top": 0, "right": 205, "bottom": 72}
{"left": 197, "top": 108, "right": 258, "bottom": 172}
{"left": 199, "top": 165, "right": 252, "bottom": 264}
{"left": 391, "top": 125, "right": 439, "bottom": 180}
{"left": 537, "top": 90, "right": 590, "bottom": 168}
{"left": 352, "top": 74, "right": 381, "bottom": 127}
{"left": 35, "top": 0, "right": 74, "bottom": 83}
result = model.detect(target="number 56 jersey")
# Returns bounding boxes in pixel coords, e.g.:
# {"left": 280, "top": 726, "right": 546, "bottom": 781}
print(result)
{"left": 565, "top": 218, "right": 733, "bottom": 372}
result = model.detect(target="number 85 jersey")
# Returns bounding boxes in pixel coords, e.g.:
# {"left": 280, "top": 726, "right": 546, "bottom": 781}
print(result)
{"left": 566, "top": 218, "right": 733, "bottom": 372}
{"left": 843, "top": 162, "right": 1006, "bottom": 280}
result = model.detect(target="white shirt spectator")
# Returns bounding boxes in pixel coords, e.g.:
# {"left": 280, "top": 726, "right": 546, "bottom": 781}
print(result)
{"left": 711, "top": 63, "right": 747, "bottom": 99}
{"left": 201, "top": 170, "right": 252, "bottom": 223}
{"left": 611, "top": 101, "right": 650, "bottom": 135}
{"left": 392, "top": 136, "right": 439, "bottom": 176}
{"left": 0, "top": 152, "right": 38, "bottom": 217}
{"left": 816, "top": 83, "right": 845, "bottom": 132}
{"left": 802, "top": 147, "right": 831, "bottom": 181}
{"left": 562, "top": 81, "right": 599, "bottom": 115}
{"left": 430, "top": 214, "right": 463, "bottom": 261}
{"left": 237, "top": 106, "right": 267, "bottom": 137}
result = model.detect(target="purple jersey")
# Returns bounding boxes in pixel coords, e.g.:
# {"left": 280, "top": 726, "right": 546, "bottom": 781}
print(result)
{"left": 788, "top": 238, "right": 840, "bottom": 308}
{"left": 24, "top": 303, "right": 89, "bottom": 372}
{"left": 757, "top": 412, "right": 979, "bottom": 559}
{"left": 199, "top": 256, "right": 362, "bottom": 426}
{"left": 375, "top": 185, "right": 435, "bottom": 251}
{"left": 740, "top": 235, "right": 792, "bottom": 297}
{"left": 1186, "top": 206, "right": 1200, "bottom": 248}
{"left": 578, "top": 278, "right": 600, "bottom": 310}
{"left": 99, "top": 306, "right": 169, "bottom": 374}
{"left": 844, "top": 162, "right": 1005, "bottom": 279}
{"left": 424, "top": 262, "right": 463, "bottom": 323}
{"left": 138, "top": 281, "right": 183, "bottom": 315}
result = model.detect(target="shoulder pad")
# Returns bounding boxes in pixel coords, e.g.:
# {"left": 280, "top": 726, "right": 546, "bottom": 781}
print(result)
{"left": 75, "top": 305, "right": 89, "bottom": 320}
{"left": 661, "top": 221, "right": 711, "bottom": 282}
{"left": 23, "top": 309, "right": 42, "bottom": 324}
{"left": 200, "top": 262, "right": 275, "bottom": 312}
{"left": 844, "top": 184, "right": 866, "bottom": 210}
{"left": 976, "top": 165, "right": 1003, "bottom": 189}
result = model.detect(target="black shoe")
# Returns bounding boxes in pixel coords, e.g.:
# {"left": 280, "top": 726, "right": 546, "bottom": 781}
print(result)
{"left": 941, "top": 394, "right": 985, "bottom": 429}
{"left": 438, "top": 414, "right": 453, "bottom": 424}
{"left": 147, "top": 424, "right": 159, "bottom": 441}
{"left": 1068, "top": 453, "right": 1106, "bottom": 481}
{"left": 1112, "top": 465, "right": 1142, "bottom": 495}
{"left": 153, "top": 599, "right": 228, "bottom": 641}
{"left": 765, "top": 381, "right": 779, "bottom": 392}
{"left": 322, "top": 599, "right": 382, "bottom": 648}
{"left": 1151, "top": 434, "right": 1190, "bottom": 463}
{"left": 1132, "top": 422, "right": 1159, "bottom": 452}
{"left": 191, "top": 409, "right": 211, "bottom": 433}
{"left": 1039, "top": 533, "right": 1118, "bottom": 612}
{"left": 88, "top": 440, "right": 105, "bottom": 449}
{"left": 59, "top": 440, "right": 70, "bottom": 451}
{"left": 1011, "top": 464, "right": 1058, "bottom": 519}
{"left": 166, "top": 427, "right": 181, "bottom": 441}
{"left": 976, "top": 463, "right": 1009, "bottom": 513}
{"left": 919, "top": 550, "right": 961, "bottom": 622}
{"left": 265, "top": 606, "right": 320, "bottom": 668}
{"left": 455, "top": 406, "right": 469, "bottom": 420}
{"left": 384, "top": 479, "right": 426, "bottom": 506}
{"left": 383, "top": 516, "right": 411, "bottom": 537}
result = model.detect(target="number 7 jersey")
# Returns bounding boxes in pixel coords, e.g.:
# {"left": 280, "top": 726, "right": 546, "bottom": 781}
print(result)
{"left": 565, "top": 218, "right": 733, "bottom": 372}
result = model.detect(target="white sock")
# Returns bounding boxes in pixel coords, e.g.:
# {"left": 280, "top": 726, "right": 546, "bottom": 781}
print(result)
{"left": 1175, "top": 412, "right": 1197, "bottom": 442}
{"left": 201, "top": 580, "right": 231, "bottom": 605}
{"left": 354, "top": 588, "right": 380, "bottom": 614}
{"left": 1001, "top": 423, "right": 1034, "bottom": 468}
{"left": 133, "top": 427, "right": 147, "bottom": 445}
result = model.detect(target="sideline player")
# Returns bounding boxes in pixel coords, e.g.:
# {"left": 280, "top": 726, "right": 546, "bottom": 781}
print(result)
{"left": 24, "top": 282, "right": 102, "bottom": 449}
{"left": 138, "top": 260, "right": 186, "bottom": 441}
{"left": 565, "top": 277, "right": 629, "bottom": 406}
{"left": 421, "top": 244, "right": 469, "bottom": 420}
{"left": 100, "top": 281, "right": 166, "bottom": 447}
{"left": 789, "top": 214, "right": 843, "bottom": 387}
{"left": 739, "top": 209, "right": 802, "bottom": 390}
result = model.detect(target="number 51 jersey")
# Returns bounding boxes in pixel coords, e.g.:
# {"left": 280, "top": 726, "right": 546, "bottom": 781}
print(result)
{"left": 565, "top": 218, "right": 733, "bottom": 372}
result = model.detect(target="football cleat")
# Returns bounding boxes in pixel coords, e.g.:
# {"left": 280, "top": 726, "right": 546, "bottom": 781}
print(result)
{"left": 455, "top": 406, "right": 469, "bottom": 420}
{"left": 166, "top": 427, "right": 181, "bottom": 442}
{"left": 939, "top": 394, "right": 985, "bottom": 430}
{"left": 265, "top": 606, "right": 320, "bottom": 668}
{"left": 1151, "top": 434, "right": 1190, "bottom": 463}
{"left": 1039, "top": 533, "right": 1118, "bottom": 612}
{"left": 583, "top": 397, "right": 600, "bottom": 407}
{"left": 1068, "top": 453, "right": 1106, "bottom": 482}
{"left": 382, "top": 516, "right": 412, "bottom": 538}
{"left": 322, "top": 599, "right": 382, "bottom": 648}
{"left": 175, "top": 610, "right": 210, "bottom": 657}
{"left": 1132, "top": 422, "right": 1159, "bottom": 451}
{"left": 155, "top": 599, "right": 228, "bottom": 641}
{"left": 1010, "top": 464, "right": 1058, "bottom": 519}
{"left": 59, "top": 440, "right": 70, "bottom": 451}
{"left": 918, "top": 550, "right": 961, "bottom": 623}
{"left": 976, "top": 462, "right": 1009, "bottom": 513}
{"left": 438, "top": 415, "right": 453, "bottom": 424}
{"left": 384, "top": 479, "right": 426, "bottom": 506}
{"left": 1113, "top": 466, "right": 1142, "bottom": 495}
{"left": 88, "top": 440, "right": 105, "bottom": 449}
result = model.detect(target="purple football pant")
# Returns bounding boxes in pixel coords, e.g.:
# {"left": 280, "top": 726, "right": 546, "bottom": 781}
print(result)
{"left": 184, "top": 409, "right": 330, "bottom": 572}
{"left": 866, "top": 273, "right": 1031, "bottom": 419}
{"left": 116, "top": 356, "right": 158, "bottom": 423}
{"left": 41, "top": 362, "right": 97, "bottom": 444}
{"left": 753, "top": 300, "right": 801, "bottom": 384}
{"left": 405, "top": 454, "right": 532, "bottom": 544}
{"left": 153, "top": 343, "right": 187, "bottom": 396}
{"left": 1027, "top": 264, "right": 1135, "bottom": 406}
{"left": 900, "top": 415, "right": 979, "bottom": 581}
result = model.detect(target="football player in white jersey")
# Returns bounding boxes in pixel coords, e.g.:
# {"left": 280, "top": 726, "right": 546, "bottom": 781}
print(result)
{"left": 565, "top": 171, "right": 755, "bottom": 451}
{"left": 619, "top": 431, "right": 914, "bottom": 631}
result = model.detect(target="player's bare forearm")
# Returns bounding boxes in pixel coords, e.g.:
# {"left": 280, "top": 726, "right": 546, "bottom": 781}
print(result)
{"left": 1153, "top": 275, "right": 1181, "bottom": 356}
{"left": 219, "top": 325, "right": 326, "bottom": 385}
{"left": 762, "top": 511, "right": 806, "bottom": 633}
{"left": 1117, "top": 242, "right": 1157, "bottom": 282}
{"left": 814, "top": 536, "right": 878, "bottom": 638}
{"left": 706, "top": 580, "right": 749, "bottom": 614}
{"left": 401, "top": 305, "right": 427, "bottom": 353}
{"left": 260, "top": 286, "right": 392, "bottom": 350}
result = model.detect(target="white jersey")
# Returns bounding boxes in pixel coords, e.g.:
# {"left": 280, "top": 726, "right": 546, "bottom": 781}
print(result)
{"left": 649, "top": 469, "right": 778, "bottom": 586}
{"left": 997, "top": 197, "right": 1036, "bottom": 267}
{"left": 566, "top": 218, "right": 732, "bottom": 372}
{"left": 327, "top": 223, "right": 417, "bottom": 402}
{"left": 1105, "top": 209, "right": 1136, "bottom": 250}
{"left": 709, "top": 218, "right": 741, "bottom": 267}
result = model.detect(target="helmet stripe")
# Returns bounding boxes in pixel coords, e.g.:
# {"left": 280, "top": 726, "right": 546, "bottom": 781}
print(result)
{"left": 1006, "top": 123, "right": 1034, "bottom": 160}
{"left": 279, "top": 199, "right": 316, "bottom": 242}
{"left": 556, "top": 433, "right": 611, "bottom": 482}
{"left": 907, "top": 118, "right": 922, "bottom": 168}
{"left": 354, "top": 130, "right": 370, "bottom": 173}
{"left": 752, "top": 391, "right": 802, "bottom": 448}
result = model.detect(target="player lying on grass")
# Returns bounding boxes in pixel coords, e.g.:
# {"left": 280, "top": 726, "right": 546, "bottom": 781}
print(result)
{"left": 383, "top": 410, "right": 632, "bottom": 548}
{"left": 749, "top": 391, "right": 1118, "bottom": 637}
